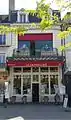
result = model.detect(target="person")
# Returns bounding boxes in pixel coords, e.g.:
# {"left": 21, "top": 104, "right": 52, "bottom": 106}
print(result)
{"left": 3, "top": 90, "right": 7, "bottom": 108}
{"left": 60, "top": 80, "right": 66, "bottom": 104}
{"left": 66, "top": 78, "right": 71, "bottom": 108}
{"left": 3, "top": 82, "right": 9, "bottom": 108}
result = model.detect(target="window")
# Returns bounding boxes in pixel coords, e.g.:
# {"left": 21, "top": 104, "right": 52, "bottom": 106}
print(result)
{"left": 50, "top": 75, "right": 58, "bottom": 94}
{"left": 35, "top": 40, "right": 53, "bottom": 51}
{"left": 50, "top": 67, "right": 58, "bottom": 72}
{"left": 13, "top": 67, "right": 21, "bottom": 73}
{"left": 13, "top": 75, "right": 21, "bottom": 94}
{"left": 33, "top": 75, "right": 39, "bottom": 82}
{"left": 20, "top": 14, "right": 22, "bottom": 22}
{"left": 0, "top": 54, "right": 5, "bottom": 63}
{"left": 0, "top": 35, "right": 6, "bottom": 45}
{"left": 18, "top": 41, "right": 30, "bottom": 49}
{"left": 40, "top": 75, "right": 49, "bottom": 94}
{"left": 40, "top": 67, "right": 48, "bottom": 72}
{"left": 23, "top": 67, "right": 31, "bottom": 72}
{"left": 20, "top": 14, "right": 27, "bottom": 23}
{"left": 32, "top": 67, "right": 39, "bottom": 72}
{"left": 23, "top": 75, "right": 31, "bottom": 94}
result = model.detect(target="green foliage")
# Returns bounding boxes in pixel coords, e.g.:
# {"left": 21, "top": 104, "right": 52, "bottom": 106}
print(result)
{"left": 25, "top": 0, "right": 71, "bottom": 51}
{"left": 0, "top": 25, "right": 27, "bottom": 35}
{"left": 0, "top": 0, "right": 71, "bottom": 51}
{"left": 58, "top": 31, "right": 69, "bottom": 39}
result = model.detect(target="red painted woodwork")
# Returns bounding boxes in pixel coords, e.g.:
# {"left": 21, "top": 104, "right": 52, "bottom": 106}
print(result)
{"left": 7, "top": 60, "right": 64, "bottom": 67}
{"left": 19, "top": 33, "right": 53, "bottom": 41}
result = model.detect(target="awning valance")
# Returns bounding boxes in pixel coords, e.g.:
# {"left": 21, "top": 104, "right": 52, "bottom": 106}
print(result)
{"left": 7, "top": 60, "right": 64, "bottom": 67}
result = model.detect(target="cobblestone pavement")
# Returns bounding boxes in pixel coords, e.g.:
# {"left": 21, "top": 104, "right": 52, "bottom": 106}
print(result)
{"left": 0, "top": 104, "right": 71, "bottom": 120}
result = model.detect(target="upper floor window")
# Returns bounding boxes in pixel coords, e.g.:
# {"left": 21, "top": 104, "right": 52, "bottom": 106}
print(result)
{"left": 0, "top": 35, "right": 6, "bottom": 45}
{"left": 35, "top": 40, "right": 53, "bottom": 51}
{"left": 20, "top": 14, "right": 26, "bottom": 23}
{"left": 18, "top": 41, "right": 30, "bottom": 49}
{"left": 0, "top": 54, "right": 5, "bottom": 63}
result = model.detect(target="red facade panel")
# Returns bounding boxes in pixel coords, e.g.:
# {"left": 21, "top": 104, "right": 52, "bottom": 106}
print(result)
{"left": 18, "top": 33, "right": 53, "bottom": 41}
{"left": 7, "top": 60, "right": 64, "bottom": 67}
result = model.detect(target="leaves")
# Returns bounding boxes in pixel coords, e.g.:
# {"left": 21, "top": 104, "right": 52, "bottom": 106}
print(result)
{"left": 0, "top": 25, "right": 27, "bottom": 35}
{"left": 58, "top": 31, "right": 70, "bottom": 39}
{"left": 59, "top": 42, "right": 71, "bottom": 51}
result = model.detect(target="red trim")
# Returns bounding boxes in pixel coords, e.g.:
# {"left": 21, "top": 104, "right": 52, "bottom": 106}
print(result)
{"left": 7, "top": 60, "right": 64, "bottom": 67}
{"left": 19, "top": 33, "right": 53, "bottom": 41}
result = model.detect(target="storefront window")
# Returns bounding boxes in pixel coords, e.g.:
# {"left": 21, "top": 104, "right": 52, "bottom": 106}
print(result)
{"left": 32, "top": 67, "right": 39, "bottom": 72}
{"left": 50, "top": 67, "right": 58, "bottom": 72}
{"left": 23, "top": 75, "right": 31, "bottom": 94}
{"left": 23, "top": 67, "right": 31, "bottom": 72}
{"left": 50, "top": 75, "right": 58, "bottom": 94}
{"left": 13, "top": 75, "right": 21, "bottom": 94}
{"left": 40, "top": 67, "right": 48, "bottom": 72}
{"left": 33, "top": 75, "right": 39, "bottom": 82}
{"left": 13, "top": 67, "right": 21, "bottom": 73}
{"left": 40, "top": 75, "right": 49, "bottom": 94}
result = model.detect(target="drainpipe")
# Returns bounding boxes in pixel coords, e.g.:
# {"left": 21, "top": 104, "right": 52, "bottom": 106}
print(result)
{"left": 60, "top": 24, "right": 66, "bottom": 84}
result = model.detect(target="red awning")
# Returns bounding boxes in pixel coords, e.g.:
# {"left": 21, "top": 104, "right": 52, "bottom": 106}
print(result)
{"left": 19, "top": 33, "right": 53, "bottom": 41}
{"left": 7, "top": 60, "right": 64, "bottom": 67}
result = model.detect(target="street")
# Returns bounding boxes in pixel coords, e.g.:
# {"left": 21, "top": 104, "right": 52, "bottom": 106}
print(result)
{"left": 0, "top": 104, "right": 71, "bottom": 120}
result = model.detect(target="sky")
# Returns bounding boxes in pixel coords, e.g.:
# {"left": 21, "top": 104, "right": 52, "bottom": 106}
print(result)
{"left": 0, "top": 0, "right": 58, "bottom": 15}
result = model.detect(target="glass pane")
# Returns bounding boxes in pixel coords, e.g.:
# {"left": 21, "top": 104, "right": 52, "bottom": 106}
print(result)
{"left": 0, "top": 55, "right": 5, "bottom": 63}
{"left": 50, "top": 75, "right": 58, "bottom": 94}
{"left": 0, "top": 35, "right": 6, "bottom": 45}
{"left": 35, "top": 40, "right": 53, "bottom": 50}
{"left": 40, "top": 67, "right": 48, "bottom": 72}
{"left": 32, "top": 67, "right": 39, "bottom": 72}
{"left": 50, "top": 67, "right": 58, "bottom": 72}
{"left": 13, "top": 67, "right": 21, "bottom": 73}
{"left": 13, "top": 75, "right": 21, "bottom": 94}
{"left": 40, "top": 75, "right": 49, "bottom": 94}
{"left": 23, "top": 67, "right": 31, "bottom": 72}
{"left": 33, "top": 75, "right": 39, "bottom": 82}
{"left": 23, "top": 75, "right": 31, "bottom": 94}
{"left": 18, "top": 41, "right": 30, "bottom": 49}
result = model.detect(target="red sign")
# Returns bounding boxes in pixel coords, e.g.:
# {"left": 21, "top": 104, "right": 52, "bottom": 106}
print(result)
{"left": 7, "top": 60, "right": 64, "bottom": 67}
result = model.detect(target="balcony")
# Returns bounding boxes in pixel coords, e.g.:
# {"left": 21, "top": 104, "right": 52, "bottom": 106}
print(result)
{"left": 7, "top": 48, "right": 65, "bottom": 62}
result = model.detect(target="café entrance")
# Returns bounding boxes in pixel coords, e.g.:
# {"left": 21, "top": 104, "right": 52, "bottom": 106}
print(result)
{"left": 32, "top": 83, "right": 39, "bottom": 102}
{"left": 9, "top": 66, "right": 60, "bottom": 103}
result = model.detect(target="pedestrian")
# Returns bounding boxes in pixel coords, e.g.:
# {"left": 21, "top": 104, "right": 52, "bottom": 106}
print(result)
{"left": 59, "top": 80, "right": 65, "bottom": 104}
{"left": 3, "top": 82, "right": 9, "bottom": 108}
{"left": 66, "top": 78, "right": 71, "bottom": 109}
{"left": 3, "top": 88, "right": 8, "bottom": 108}
{"left": 3, "top": 90, "right": 7, "bottom": 108}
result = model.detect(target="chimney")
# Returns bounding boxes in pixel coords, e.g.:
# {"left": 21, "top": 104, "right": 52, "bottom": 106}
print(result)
{"left": 9, "top": 0, "right": 15, "bottom": 12}
{"left": 9, "top": 0, "right": 15, "bottom": 21}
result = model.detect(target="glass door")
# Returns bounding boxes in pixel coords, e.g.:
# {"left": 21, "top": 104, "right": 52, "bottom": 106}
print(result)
{"left": 32, "top": 83, "right": 39, "bottom": 102}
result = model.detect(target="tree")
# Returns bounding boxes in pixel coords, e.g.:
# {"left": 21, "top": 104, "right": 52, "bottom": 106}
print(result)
{"left": 25, "top": 0, "right": 71, "bottom": 51}
{"left": 1, "top": 0, "right": 71, "bottom": 51}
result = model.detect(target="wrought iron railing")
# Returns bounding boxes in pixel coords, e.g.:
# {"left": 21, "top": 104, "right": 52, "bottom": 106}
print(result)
{"left": 13, "top": 48, "right": 58, "bottom": 58}
{"left": 6, "top": 48, "right": 65, "bottom": 61}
